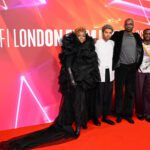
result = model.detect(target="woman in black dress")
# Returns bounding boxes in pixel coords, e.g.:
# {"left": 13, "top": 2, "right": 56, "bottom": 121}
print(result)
{"left": 0, "top": 27, "right": 100, "bottom": 150}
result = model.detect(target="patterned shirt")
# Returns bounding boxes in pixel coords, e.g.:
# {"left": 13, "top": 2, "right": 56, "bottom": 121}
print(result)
{"left": 139, "top": 43, "right": 150, "bottom": 73}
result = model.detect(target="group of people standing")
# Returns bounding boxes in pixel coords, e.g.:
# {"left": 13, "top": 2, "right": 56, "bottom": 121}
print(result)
{"left": 1, "top": 18, "right": 150, "bottom": 150}
{"left": 95, "top": 18, "right": 150, "bottom": 125}
{"left": 97, "top": 18, "right": 150, "bottom": 125}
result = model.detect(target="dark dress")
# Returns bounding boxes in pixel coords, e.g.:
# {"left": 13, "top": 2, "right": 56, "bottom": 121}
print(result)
{"left": 0, "top": 32, "right": 100, "bottom": 150}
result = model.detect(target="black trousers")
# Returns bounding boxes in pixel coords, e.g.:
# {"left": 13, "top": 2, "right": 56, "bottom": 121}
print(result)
{"left": 99, "top": 82, "right": 113, "bottom": 117}
{"left": 99, "top": 69, "right": 113, "bottom": 117}
{"left": 115, "top": 63, "right": 136, "bottom": 117}
{"left": 135, "top": 72, "right": 150, "bottom": 118}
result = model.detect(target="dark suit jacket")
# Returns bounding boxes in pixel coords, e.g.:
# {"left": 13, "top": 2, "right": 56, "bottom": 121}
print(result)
{"left": 111, "top": 30, "right": 143, "bottom": 70}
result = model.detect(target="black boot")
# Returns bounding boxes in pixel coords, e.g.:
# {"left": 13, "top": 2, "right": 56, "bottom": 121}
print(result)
{"left": 137, "top": 114, "right": 145, "bottom": 120}
{"left": 75, "top": 125, "right": 80, "bottom": 137}
{"left": 124, "top": 116, "right": 134, "bottom": 124}
{"left": 116, "top": 116, "right": 122, "bottom": 123}
{"left": 145, "top": 117, "right": 150, "bottom": 122}
{"left": 92, "top": 118, "right": 101, "bottom": 126}
{"left": 116, "top": 114, "right": 122, "bottom": 123}
{"left": 102, "top": 117, "right": 115, "bottom": 125}
{"left": 82, "top": 123, "right": 87, "bottom": 129}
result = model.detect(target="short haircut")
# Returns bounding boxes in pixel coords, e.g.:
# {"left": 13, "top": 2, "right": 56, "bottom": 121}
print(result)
{"left": 102, "top": 24, "right": 114, "bottom": 33}
{"left": 124, "top": 18, "right": 134, "bottom": 24}
{"left": 143, "top": 28, "right": 150, "bottom": 34}
{"left": 74, "top": 27, "right": 86, "bottom": 35}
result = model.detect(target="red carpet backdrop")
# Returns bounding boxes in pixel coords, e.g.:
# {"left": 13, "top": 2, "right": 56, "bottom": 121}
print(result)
{"left": 0, "top": 0, "right": 150, "bottom": 131}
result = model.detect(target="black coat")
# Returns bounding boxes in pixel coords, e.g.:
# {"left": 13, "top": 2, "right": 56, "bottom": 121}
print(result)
{"left": 59, "top": 32, "right": 100, "bottom": 92}
{"left": 111, "top": 30, "right": 144, "bottom": 70}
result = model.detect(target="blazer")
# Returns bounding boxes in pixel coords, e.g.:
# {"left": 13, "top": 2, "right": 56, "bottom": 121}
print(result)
{"left": 111, "top": 30, "right": 144, "bottom": 70}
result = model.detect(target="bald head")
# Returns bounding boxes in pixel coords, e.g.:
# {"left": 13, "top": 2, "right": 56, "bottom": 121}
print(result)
{"left": 124, "top": 18, "right": 134, "bottom": 24}
{"left": 124, "top": 18, "right": 134, "bottom": 33}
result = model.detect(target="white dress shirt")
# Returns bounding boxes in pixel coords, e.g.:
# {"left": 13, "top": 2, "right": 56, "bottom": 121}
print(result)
{"left": 95, "top": 39, "right": 115, "bottom": 82}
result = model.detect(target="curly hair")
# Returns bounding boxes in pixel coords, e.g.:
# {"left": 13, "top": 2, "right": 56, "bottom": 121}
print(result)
{"left": 74, "top": 27, "right": 87, "bottom": 35}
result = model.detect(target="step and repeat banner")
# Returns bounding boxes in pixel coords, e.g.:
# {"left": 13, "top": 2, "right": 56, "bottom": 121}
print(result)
{"left": 0, "top": 0, "right": 149, "bottom": 130}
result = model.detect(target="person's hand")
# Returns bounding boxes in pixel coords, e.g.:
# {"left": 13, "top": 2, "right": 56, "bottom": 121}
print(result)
{"left": 67, "top": 67, "right": 77, "bottom": 87}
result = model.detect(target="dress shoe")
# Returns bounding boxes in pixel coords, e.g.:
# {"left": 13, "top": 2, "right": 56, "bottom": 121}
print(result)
{"left": 124, "top": 117, "right": 134, "bottom": 124}
{"left": 137, "top": 114, "right": 145, "bottom": 120}
{"left": 92, "top": 118, "right": 101, "bottom": 126}
{"left": 82, "top": 124, "right": 87, "bottom": 129}
{"left": 75, "top": 126, "right": 80, "bottom": 137}
{"left": 116, "top": 116, "right": 122, "bottom": 123}
{"left": 145, "top": 117, "right": 150, "bottom": 122}
{"left": 102, "top": 117, "right": 115, "bottom": 125}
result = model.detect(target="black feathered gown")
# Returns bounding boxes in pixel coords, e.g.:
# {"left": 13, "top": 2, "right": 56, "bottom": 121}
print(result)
{"left": 0, "top": 32, "right": 100, "bottom": 150}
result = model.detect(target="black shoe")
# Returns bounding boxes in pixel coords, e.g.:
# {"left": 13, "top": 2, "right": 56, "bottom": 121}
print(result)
{"left": 102, "top": 118, "right": 115, "bottom": 125}
{"left": 124, "top": 117, "right": 134, "bottom": 124}
{"left": 92, "top": 118, "right": 101, "bottom": 126}
{"left": 137, "top": 114, "right": 145, "bottom": 120}
{"left": 75, "top": 126, "right": 80, "bottom": 137}
{"left": 82, "top": 124, "right": 87, "bottom": 129}
{"left": 145, "top": 117, "right": 150, "bottom": 122}
{"left": 116, "top": 116, "right": 122, "bottom": 123}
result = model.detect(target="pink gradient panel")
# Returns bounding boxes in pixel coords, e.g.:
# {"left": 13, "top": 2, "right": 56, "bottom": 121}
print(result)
{"left": 15, "top": 75, "right": 52, "bottom": 129}
{"left": 0, "top": 0, "right": 46, "bottom": 10}
{"left": 108, "top": 0, "right": 150, "bottom": 25}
